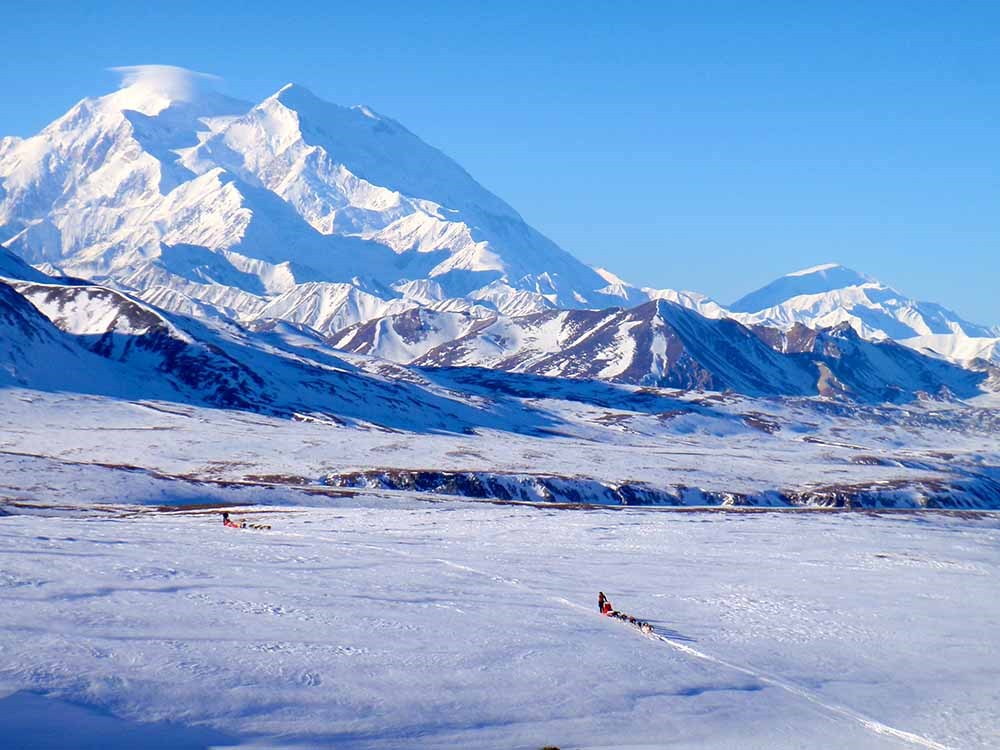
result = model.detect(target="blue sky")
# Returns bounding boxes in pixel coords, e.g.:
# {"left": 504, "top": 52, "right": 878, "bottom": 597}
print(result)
{"left": 4, "top": 1, "right": 998, "bottom": 323}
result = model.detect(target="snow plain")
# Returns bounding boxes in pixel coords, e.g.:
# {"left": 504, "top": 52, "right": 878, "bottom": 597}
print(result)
{"left": 1, "top": 387, "right": 999, "bottom": 749}
{"left": 1, "top": 498, "right": 998, "bottom": 749}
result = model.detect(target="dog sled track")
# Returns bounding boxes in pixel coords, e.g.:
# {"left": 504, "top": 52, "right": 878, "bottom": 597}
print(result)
{"left": 258, "top": 529, "right": 954, "bottom": 750}
{"left": 648, "top": 634, "right": 953, "bottom": 750}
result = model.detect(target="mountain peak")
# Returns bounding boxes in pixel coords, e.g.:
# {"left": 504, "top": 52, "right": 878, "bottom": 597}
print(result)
{"left": 784, "top": 263, "right": 872, "bottom": 284}
{"left": 269, "top": 83, "right": 336, "bottom": 115}
{"left": 272, "top": 82, "right": 317, "bottom": 100}
{"left": 787, "top": 262, "right": 846, "bottom": 277}
{"left": 731, "top": 263, "right": 877, "bottom": 313}
{"left": 106, "top": 65, "right": 223, "bottom": 115}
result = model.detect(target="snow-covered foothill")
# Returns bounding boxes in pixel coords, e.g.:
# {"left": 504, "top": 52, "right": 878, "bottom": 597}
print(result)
{"left": 2, "top": 374, "right": 998, "bottom": 510}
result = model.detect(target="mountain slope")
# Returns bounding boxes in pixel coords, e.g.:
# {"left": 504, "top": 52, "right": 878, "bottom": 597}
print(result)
{"left": 184, "top": 83, "right": 610, "bottom": 303}
{"left": 0, "top": 244, "right": 50, "bottom": 282}
{"left": 751, "top": 322, "right": 985, "bottom": 401}
{"left": 0, "top": 281, "right": 101, "bottom": 390}
{"left": 334, "top": 298, "right": 987, "bottom": 401}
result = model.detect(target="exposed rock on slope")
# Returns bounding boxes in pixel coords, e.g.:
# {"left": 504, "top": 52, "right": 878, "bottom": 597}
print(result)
{"left": 323, "top": 467, "right": 1000, "bottom": 510}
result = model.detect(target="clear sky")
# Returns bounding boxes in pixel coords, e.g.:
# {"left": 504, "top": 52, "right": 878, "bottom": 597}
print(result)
{"left": 3, "top": 1, "right": 998, "bottom": 323}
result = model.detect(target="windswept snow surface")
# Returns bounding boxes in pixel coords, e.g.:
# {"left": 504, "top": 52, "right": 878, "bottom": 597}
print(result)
{"left": 0, "top": 500, "right": 998, "bottom": 749}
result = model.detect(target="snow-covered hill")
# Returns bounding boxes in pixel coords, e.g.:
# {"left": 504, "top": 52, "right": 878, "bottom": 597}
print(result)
{"left": 2, "top": 269, "right": 551, "bottom": 432}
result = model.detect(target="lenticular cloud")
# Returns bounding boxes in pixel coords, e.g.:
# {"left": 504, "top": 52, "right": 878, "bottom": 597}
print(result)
{"left": 109, "top": 64, "right": 221, "bottom": 101}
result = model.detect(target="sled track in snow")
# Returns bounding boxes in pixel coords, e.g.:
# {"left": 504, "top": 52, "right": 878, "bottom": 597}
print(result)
{"left": 272, "top": 527, "right": 954, "bottom": 750}
{"left": 644, "top": 633, "right": 953, "bottom": 750}
{"left": 444, "top": 561, "right": 955, "bottom": 750}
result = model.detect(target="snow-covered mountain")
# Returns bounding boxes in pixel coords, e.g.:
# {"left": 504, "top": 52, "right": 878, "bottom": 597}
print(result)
{"left": 332, "top": 298, "right": 986, "bottom": 402}
{"left": 731, "top": 263, "right": 1000, "bottom": 364}
{"left": 731, "top": 263, "right": 995, "bottom": 339}
{"left": 2, "top": 69, "right": 996, "bottom": 385}
{"left": 731, "top": 264, "right": 878, "bottom": 315}
{"left": 6, "top": 242, "right": 987, "bottom": 432}
{"left": 0, "top": 67, "right": 629, "bottom": 333}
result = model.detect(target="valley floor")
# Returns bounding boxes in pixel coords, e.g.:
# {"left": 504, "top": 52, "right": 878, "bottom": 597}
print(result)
{"left": 1, "top": 501, "right": 998, "bottom": 749}
{"left": 2, "top": 388, "right": 999, "bottom": 509}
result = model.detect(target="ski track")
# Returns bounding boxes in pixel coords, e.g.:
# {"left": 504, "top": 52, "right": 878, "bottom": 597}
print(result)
{"left": 273, "top": 526, "right": 954, "bottom": 750}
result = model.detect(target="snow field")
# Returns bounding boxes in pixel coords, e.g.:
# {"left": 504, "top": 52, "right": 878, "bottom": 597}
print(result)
{"left": 1, "top": 504, "right": 998, "bottom": 749}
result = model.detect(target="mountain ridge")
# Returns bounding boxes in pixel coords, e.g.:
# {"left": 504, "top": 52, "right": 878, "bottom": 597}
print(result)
{"left": 332, "top": 296, "right": 988, "bottom": 402}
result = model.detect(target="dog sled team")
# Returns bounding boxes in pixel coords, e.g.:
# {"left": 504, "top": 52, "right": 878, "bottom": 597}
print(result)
{"left": 220, "top": 515, "right": 650, "bottom": 634}
{"left": 598, "top": 591, "right": 653, "bottom": 634}
{"left": 222, "top": 511, "right": 271, "bottom": 531}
